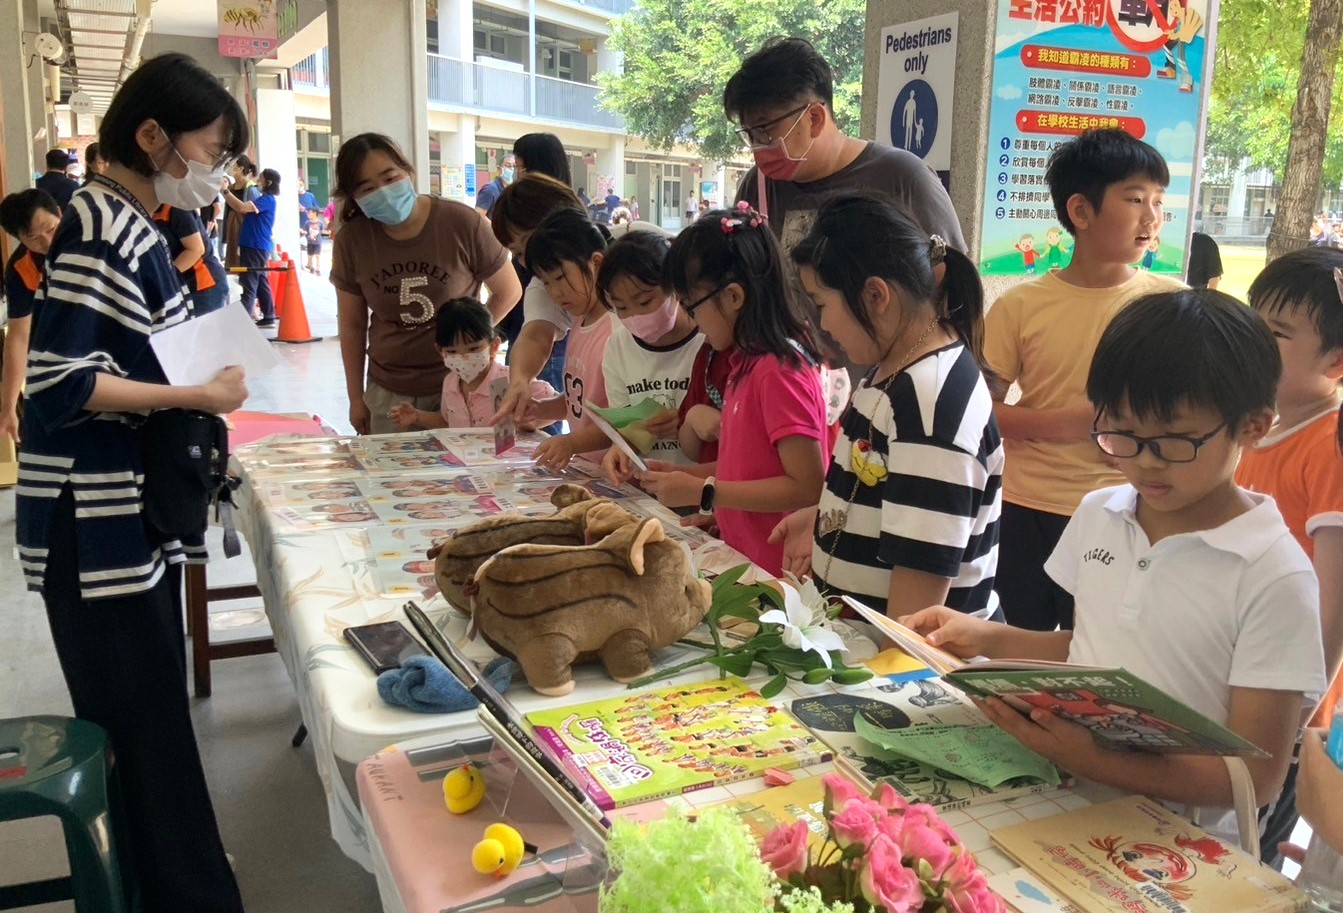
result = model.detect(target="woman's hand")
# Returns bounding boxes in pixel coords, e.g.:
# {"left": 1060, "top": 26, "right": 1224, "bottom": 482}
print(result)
{"left": 349, "top": 398, "right": 371, "bottom": 435}
{"left": 0, "top": 409, "right": 20, "bottom": 444}
{"left": 196, "top": 366, "right": 248, "bottom": 414}
{"left": 388, "top": 402, "right": 420, "bottom": 430}
{"left": 768, "top": 507, "right": 818, "bottom": 580}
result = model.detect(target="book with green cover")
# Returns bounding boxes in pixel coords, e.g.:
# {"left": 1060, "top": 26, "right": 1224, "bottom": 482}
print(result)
{"left": 525, "top": 679, "right": 831, "bottom": 811}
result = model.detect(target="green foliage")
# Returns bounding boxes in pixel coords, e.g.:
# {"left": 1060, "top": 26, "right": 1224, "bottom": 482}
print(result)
{"left": 598, "top": 0, "right": 865, "bottom": 160}
{"left": 1208, "top": 0, "right": 1343, "bottom": 187}
{"left": 600, "top": 808, "right": 776, "bottom": 913}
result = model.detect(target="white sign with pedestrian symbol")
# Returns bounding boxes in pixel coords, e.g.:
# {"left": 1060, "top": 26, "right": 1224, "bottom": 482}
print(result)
{"left": 876, "top": 13, "right": 959, "bottom": 178}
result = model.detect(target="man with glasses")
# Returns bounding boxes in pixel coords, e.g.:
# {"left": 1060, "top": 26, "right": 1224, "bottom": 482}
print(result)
{"left": 0, "top": 189, "right": 60, "bottom": 445}
{"left": 724, "top": 38, "right": 965, "bottom": 261}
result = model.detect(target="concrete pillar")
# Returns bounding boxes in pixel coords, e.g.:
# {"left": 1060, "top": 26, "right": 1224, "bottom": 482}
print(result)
{"left": 256, "top": 87, "right": 301, "bottom": 255}
{"left": 328, "top": 0, "right": 430, "bottom": 191}
{"left": 1228, "top": 164, "right": 1249, "bottom": 220}
{"left": 438, "top": 0, "right": 474, "bottom": 60}
{"left": 1, "top": 0, "right": 35, "bottom": 187}
{"left": 23, "top": 0, "right": 48, "bottom": 165}
{"left": 438, "top": 115, "right": 475, "bottom": 205}
{"left": 596, "top": 35, "right": 622, "bottom": 80}
{"left": 596, "top": 135, "right": 625, "bottom": 198}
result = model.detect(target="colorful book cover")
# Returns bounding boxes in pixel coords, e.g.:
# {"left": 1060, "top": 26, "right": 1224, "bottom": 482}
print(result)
{"left": 525, "top": 679, "right": 832, "bottom": 811}
{"left": 944, "top": 668, "right": 1267, "bottom": 757}
{"left": 988, "top": 867, "right": 1085, "bottom": 913}
{"left": 991, "top": 797, "right": 1306, "bottom": 913}
{"left": 787, "top": 681, "right": 1058, "bottom": 812}
{"left": 703, "top": 775, "right": 833, "bottom": 852}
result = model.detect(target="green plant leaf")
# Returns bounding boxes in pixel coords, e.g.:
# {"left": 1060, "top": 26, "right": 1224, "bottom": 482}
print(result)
{"left": 707, "top": 650, "right": 757, "bottom": 677}
{"left": 830, "top": 666, "right": 875, "bottom": 685}
{"left": 802, "top": 667, "right": 834, "bottom": 684}
{"left": 759, "top": 672, "right": 788, "bottom": 699}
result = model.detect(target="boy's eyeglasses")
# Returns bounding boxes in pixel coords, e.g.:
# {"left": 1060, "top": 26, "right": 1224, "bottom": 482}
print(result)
{"left": 734, "top": 103, "right": 812, "bottom": 147}
{"left": 1091, "top": 422, "right": 1227, "bottom": 463}
{"left": 680, "top": 284, "right": 727, "bottom": 317}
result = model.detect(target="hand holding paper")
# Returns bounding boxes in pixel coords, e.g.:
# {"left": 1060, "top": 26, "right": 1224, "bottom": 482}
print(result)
{"left": 149, "top": 305, "right": 279, "bottom": 388}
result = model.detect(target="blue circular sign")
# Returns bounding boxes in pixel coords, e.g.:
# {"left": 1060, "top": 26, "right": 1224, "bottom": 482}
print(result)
{"left": 889, "top": 79, "right": 938, "bottom": 160}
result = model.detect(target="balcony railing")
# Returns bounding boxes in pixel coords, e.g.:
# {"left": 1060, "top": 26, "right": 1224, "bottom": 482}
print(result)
{"left": 570, "top": 0, "right": 636, "bottom": 14}
{"left": 427, "top": 54, "right": 624, "bottom": 130}
{"left": 292, "top": 49, "right": 329, "bottom": 90}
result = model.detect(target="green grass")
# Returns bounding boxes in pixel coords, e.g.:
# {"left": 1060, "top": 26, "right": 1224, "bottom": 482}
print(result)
{"left": 1216, "top": 244, "right": 1269, "bottom": 303}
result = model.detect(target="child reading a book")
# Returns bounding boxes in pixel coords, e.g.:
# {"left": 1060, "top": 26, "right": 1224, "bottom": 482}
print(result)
{"left": 903, "top": 289, "right": 1327, "bottom": 843}
{"left": 596, "top": 230, "right": 704, "bottom": 474}
{"left": 984, "top": 128, "right": 1183, "bottom": 632}
{"left": 389, "top": 297, "right": 554, "bottom": 430}
{"left": 518, "top": 207, "right": 618, "bottom": 469}
{"left": 1236, "top": 247, "right": 1343, "bottom": 864}
{"left": 638, "top": 205, "right": 828, "bottom": 576}
{"left": 766, "top": 193, "right": 1003, "bottom": 618}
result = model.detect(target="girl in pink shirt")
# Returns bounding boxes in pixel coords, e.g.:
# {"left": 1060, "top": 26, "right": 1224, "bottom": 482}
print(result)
{"left": 389, "top": 297, "right": 555, "bottom": 430}
{"left": 641, "top": 202, "right": 828, "bottom": 576}
{"left": 520, "top": 207, "right": 617, "bottom": 469}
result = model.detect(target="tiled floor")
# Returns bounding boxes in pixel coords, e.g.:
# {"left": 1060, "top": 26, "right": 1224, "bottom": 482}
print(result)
{"left": 0, "top": 263, "right": 382, "bottom": 912}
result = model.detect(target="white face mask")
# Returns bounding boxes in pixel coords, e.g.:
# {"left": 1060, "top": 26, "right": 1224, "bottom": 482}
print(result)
{"left": 154, "top": 145, "right": 229, "bottom": 210}
{"left": 442, "top": 348, "right": 494, "bottom": 381}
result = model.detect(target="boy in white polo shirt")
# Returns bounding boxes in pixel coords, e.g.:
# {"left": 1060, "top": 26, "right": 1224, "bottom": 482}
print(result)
{"left": 904, "top": 289, "right": 1326, "bottom": 842}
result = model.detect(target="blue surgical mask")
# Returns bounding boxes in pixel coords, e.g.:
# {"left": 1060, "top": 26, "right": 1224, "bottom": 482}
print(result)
{"left": 502, "top": 168, "right": 515, "bottom": 183}
{"left": 356, "top": 178, "right": 418, "bottom": 225}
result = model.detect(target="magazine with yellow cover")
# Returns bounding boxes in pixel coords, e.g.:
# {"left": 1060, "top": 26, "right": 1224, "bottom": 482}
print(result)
{"left": 990, "top": 797, "right": 1306, "bottom": 913}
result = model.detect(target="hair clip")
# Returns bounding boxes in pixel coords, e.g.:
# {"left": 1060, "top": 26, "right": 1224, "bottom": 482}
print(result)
{"left": 929, "top": 234, "right": 947, "bottom": 265}
{"left": 720, "top": 217, "right": 742, "bottom": 234}
{"left": 1334, "top": 267, "right": 1343, "bottom": 309}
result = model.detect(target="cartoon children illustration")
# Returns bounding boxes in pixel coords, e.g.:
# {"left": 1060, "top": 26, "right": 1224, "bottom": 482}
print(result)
{"left": 1043, "top": 226, "right": 1070, "bottom": 269}
{"left": 1157, "top": 0, "right": 1202, "bottom": 93}
{"left": 1141, "top": 235, "right": 1160, "bottom": 270}
{"left": 1090, "top": 834, "right": 1230, "bottom": 901}
{"left": 1015, "top": 233, "right": 1038, "bottom": 274}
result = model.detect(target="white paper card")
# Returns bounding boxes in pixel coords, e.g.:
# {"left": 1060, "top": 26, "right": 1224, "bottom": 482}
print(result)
{"left": 150, "top": 305, "right": 280, "bottom": 387}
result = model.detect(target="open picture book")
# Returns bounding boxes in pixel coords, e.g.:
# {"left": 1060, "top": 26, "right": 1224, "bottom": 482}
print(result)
{"left": 841, "top": 597, "right": 1268, "bottom": 758}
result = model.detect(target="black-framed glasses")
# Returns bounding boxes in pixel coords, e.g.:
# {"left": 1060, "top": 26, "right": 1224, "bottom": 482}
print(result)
{"left": 735, "top": 103, "right": 812, "bottom": 147}
{"left": 1091, "top": 422, "right": 1228, "bottom": 463}
{"left": 680, "top": 284, "right": 727, "bottom": 317}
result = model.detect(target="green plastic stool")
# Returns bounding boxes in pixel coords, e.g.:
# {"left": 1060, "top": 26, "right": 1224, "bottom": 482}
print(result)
{"left": 0, "top": 716, "right": 128, "bottom": 912}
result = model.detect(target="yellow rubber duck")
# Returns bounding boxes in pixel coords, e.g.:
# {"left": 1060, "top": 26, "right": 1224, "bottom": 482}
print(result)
{"left": 442, "top": 763, "right": 487, "bottom": 815}
{"left": 471, "top": 822, "right": 526, "bottom": 878}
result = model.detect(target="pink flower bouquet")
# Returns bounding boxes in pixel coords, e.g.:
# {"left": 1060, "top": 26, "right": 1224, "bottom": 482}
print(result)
{"left": 760, "top": 775, "right": 1003, "bottom": 913}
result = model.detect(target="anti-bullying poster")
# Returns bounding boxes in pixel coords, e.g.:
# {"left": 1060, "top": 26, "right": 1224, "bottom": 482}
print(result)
{"left": 978, "top": 0, "right": 1214, "bottom": 278}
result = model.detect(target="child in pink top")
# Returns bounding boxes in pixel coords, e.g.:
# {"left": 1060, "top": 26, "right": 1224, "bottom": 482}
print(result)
{"left": 390, "top": 297, "right": 555, "bottom": 430}
{"left": 641, "top": 203, "right": 828, "bottom": 575}
{"left": 518, "top": 208, "right": 617, "bottom": 469}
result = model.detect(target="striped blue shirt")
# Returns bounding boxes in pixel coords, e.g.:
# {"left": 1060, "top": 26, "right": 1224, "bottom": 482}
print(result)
{"left": 17, "top": 180, "right": 206, "bottom": 600}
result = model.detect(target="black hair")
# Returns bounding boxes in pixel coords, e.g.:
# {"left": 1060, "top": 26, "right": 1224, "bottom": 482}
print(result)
{"left": 235, "top": 154, "right": 257, "bottom": 178}
{"left": 525, "top": 207, "right": 609, "bottom": 291}
{"left": 664, "top": 206, "right": 819, "bottom": 367}
{"left": 45, "top": 148, "right": 70, "bottom": 170}
{"left": 791, "top": 193, "right": 991, "bottom": 382}
{"left": 1087, "top": 289, "right": 1279, "bottom": 429}
{"left": 1045, "top": 128, "right": 1169, "bottom": 235}
{"left": 1248, "top": 246, "right": 1343, "bottom": 447}
{"left": 259, "top": 168, "right": 281, "bottom": 196}
{"left": 83, "top": 141, "right": 100, "bottom": 165}
{"left": 0, "top": 189, "right": 60, "bottom": 239}
{"left": 597, "top": 230, "right": 672, "bottom": 306}
{"left": 99, "top": 53, "right": 248, "bottom": 178}
{"left": 434, "top": 296, "right": 496, "bottom": 348}
{"left": 489, "top": 173, "right": 582, "bottom": 247}
{"left": 723, "top": 37, "right": 834, "bottom": 122}
{"left": 512, "top": 133, "right": 571, "bottom": 185}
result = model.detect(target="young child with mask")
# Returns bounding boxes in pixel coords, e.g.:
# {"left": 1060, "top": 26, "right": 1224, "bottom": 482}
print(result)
{"left": 598, "top": 231, "right": 706, "bottom": 475}
{"left": 389, "top": 297, "right": 554, "bottom": 430}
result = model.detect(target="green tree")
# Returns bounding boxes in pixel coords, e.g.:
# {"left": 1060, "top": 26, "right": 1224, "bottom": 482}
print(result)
{"left": 598, "top": 0, "right": 864, "bottom": 162}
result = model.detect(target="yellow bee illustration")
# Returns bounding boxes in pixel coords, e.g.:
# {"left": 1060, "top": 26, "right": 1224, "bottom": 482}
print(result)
{"left": 850, "top": 440, "right": 887, "bottom": 487}
{"left": 224, "top": 5, "right": 264, "bottom": 31}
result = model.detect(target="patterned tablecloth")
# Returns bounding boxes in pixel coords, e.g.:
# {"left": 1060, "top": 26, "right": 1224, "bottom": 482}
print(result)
{"left": 231, "top": 429, "right": 757, "bottom": 869}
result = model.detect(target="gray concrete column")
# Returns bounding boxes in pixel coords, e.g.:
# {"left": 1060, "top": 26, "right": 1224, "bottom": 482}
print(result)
{"left": 23, "top": 0, "right": 48, "bottom": 166}
{"left": 1, "top": 0, "right": 35, "bottom": 188}
{"left": 328, "top": 0, "right": 430, "bottom": 191}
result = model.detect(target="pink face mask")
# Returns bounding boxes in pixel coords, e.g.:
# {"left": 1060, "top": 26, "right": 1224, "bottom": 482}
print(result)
{"left": 619, "top": 295, "right": 680, "bottom": 341}
{"left": 750, "top": 105, "right": 817, "bottom": 181}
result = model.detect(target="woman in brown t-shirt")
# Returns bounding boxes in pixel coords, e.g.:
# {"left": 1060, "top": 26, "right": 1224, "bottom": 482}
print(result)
{"left": 330, "top": 133, "right": 522, "bottom": 434}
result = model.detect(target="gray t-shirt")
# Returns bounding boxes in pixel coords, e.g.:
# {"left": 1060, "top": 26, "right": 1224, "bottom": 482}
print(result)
{"left": 735, "top": 142, "right": 967, "bottom": 256}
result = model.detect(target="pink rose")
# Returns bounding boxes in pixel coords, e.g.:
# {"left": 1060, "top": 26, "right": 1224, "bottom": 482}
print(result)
{"left": 831, "top": 800, "right": 880, "bottom": 850}
{"left": 876, "top": 809, "right": 907, "bottom": 845}
{"left": 942, "top": 852, "right": 981, "bottom": 891}
{"left": 823, "top": 773, "right": 863, "bottom": 811}
{"left": 860, "top": 834, "right": 926, "bottom": 913}
{"left": 874, "top": 782, "right": 910, "bottom": 813}
{"left": 947, "top": 875, "right": 1003, "bottom": 913}
{"left": 901, "top": 824, "right": 957, "bottom": 880}
{"left": 761, "top": 820, "right": 810, "bottom": 879}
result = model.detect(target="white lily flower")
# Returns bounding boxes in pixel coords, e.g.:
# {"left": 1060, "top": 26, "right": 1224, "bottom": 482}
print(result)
{"left": 758, "top": 580, "right": 848, "bottom": 668}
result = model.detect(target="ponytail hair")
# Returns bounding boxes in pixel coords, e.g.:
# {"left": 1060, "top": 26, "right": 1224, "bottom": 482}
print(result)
{"left": 790, "top": 193, "right": 991, "bottom": 382}
{"left": 663, "top": 203, "right": 819, "bottom": 368}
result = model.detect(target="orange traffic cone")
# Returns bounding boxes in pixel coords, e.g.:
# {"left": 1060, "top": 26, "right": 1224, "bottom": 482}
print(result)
{"left": 267, "top": 253, "right": 287, "bottom": 317}
{"left": 275, "top": 262, "right": 319, "bottom": 344}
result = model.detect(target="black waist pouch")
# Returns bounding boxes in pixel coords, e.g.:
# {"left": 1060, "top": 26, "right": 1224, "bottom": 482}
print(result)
{"left": 139, "top": 408, "right": 229, "bottom": 540}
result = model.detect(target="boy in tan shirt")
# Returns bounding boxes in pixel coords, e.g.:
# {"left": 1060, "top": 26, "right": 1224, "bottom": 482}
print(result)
{"left": 985, "top": 128, "right": 1184, "bottom": 631}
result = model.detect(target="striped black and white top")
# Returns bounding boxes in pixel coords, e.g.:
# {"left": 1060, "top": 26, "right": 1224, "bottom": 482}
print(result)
{"left": 811, "top": 342, "right": 1004, "bottom": 617}
{"left": 17, "top": 179, "right": 205, "bottom": 600}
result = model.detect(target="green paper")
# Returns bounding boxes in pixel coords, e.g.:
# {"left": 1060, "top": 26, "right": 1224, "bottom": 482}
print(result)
{"left": 587, "top": 399, "right": 664, "bottom": 429}
{"left": 853, "top": 715, "right": 1060, "bottom": 790}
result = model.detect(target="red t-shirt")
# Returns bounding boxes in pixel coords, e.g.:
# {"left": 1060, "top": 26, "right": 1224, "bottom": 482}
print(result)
{"left": 677, "top": 341, "right": 734, "bottom": 463}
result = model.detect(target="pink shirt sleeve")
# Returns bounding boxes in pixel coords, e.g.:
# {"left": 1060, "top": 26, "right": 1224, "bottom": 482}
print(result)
{"left": 529, "top": 378, "right": 558, "bottom": 402}
{"left": 758, "top": 357, "right": 827, "bottom": 446}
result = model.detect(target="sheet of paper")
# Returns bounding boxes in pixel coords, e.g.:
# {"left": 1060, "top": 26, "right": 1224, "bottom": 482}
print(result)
{"left": 584, "top": 406, "right": 648, "bottom": 472}
{"left": 491, "top": 375, "right": 516, "bottom": 456}
{"left": 853, "top": 715, "right": 1059, "bottom": 789}
{"left": 150, "top": 304, "right": 279, "bottom": 387}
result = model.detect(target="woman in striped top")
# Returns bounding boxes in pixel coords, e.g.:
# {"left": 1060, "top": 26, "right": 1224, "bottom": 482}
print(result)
{"left": 772, "top": 193, "right": 1004, "bottom": 619}
{"left": 19, "top": 54, "right": 249, "bottom": 912}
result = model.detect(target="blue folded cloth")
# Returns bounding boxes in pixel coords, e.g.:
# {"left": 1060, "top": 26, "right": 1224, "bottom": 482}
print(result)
{"left": 377, "top": 656, "right": 514, "bottom": 714}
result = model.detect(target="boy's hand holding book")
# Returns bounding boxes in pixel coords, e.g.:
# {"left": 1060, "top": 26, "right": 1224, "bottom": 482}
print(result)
{"left": 899, "top": 605, "right": 1003, "bottom": 659}
{"left": 972, "top": 689, "right": 1104, "bottom": 778}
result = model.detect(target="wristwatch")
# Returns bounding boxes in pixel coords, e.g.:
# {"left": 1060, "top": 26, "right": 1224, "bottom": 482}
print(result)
{"left": 698, "top": 476, "right": 716, "bottom": 516}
